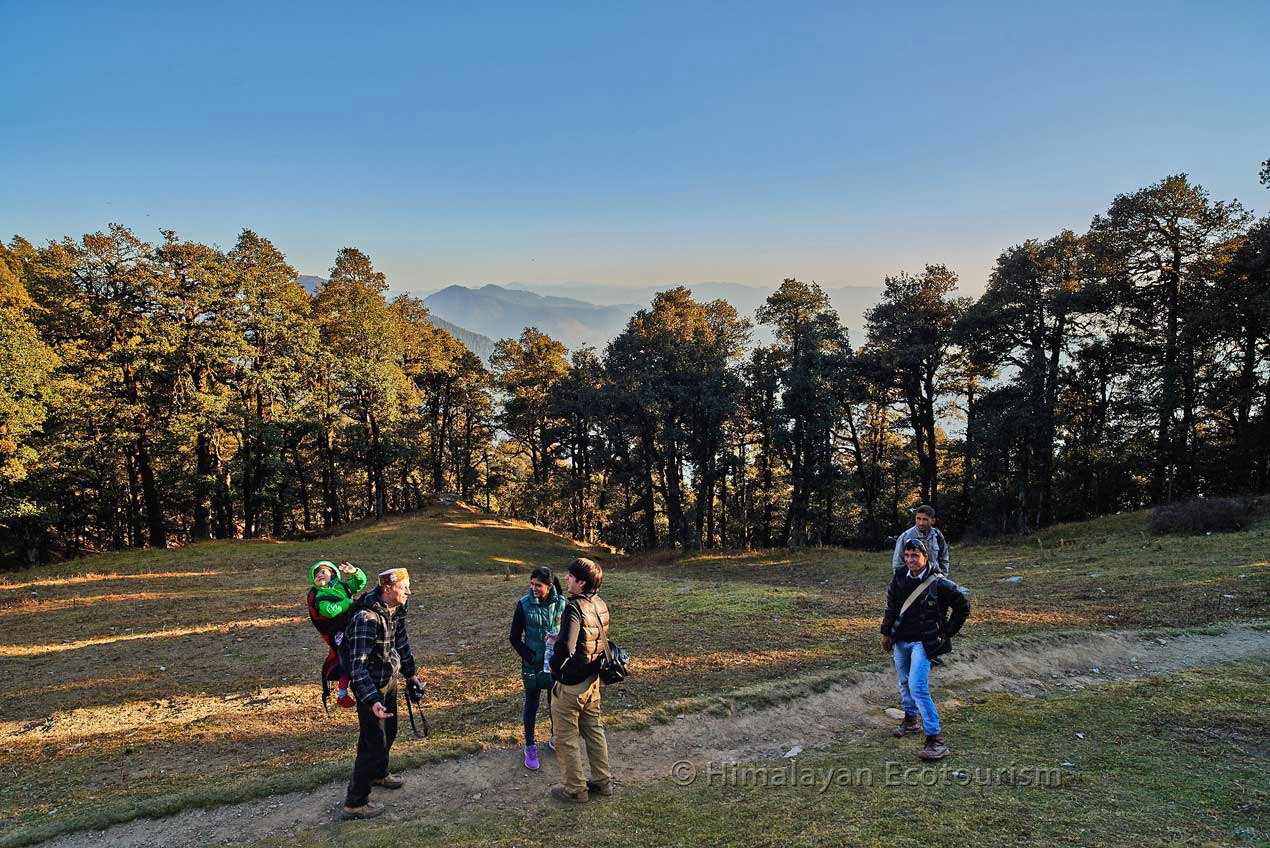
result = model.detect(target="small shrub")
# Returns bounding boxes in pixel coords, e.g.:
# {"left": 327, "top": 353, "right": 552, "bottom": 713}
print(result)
{"left": 1149, "top": 496, "right": 1253, "bottom": 535}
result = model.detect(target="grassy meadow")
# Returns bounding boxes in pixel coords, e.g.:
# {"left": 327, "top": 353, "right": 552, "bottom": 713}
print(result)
{"left": 1, "top": 504, "right": 1267, "bottom": 845}
{"left": 268, "top": 659, "right": 1270, "bottom": 848}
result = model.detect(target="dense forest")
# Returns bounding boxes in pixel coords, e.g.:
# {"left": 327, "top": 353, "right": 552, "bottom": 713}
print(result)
{"left": 1, "top": 170, "right": 1268, "bottom": 567}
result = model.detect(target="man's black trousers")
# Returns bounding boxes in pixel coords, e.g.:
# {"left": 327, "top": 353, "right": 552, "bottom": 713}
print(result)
{"left": 345, "top": 684, "right": 397, "bottom": 806}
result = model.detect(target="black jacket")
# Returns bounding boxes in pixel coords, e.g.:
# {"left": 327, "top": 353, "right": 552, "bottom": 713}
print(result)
{"left": 880, "top": 569, "right": 970, "bottom": 656}
{"left": 549, "top": 592, "right": 610, "bottom": 686}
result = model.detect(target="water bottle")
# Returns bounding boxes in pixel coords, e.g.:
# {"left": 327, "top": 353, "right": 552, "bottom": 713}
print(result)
{"left": 543, "top": 631, "right": 557, "bottom": 673}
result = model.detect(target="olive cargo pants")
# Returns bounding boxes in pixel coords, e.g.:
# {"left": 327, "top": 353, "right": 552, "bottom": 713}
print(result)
{"left": 550, "top": 674, "right": 611, "bottom": 794}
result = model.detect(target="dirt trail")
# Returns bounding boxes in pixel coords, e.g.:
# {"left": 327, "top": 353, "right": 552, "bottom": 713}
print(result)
{"left": 34, "top": 625, "right": 1269, "bottom": 848}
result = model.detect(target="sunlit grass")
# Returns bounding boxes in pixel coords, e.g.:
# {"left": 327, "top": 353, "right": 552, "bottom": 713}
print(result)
{"left": 0, "top": 615, "right": 305, "bottom": 656}
{"left": 0, "top": 590, "right": 184, "bottom": 614}
{"left": 0, "top": 570, "right": 229, "bottom": 591}
{"left": 0, "top": 505, "right": 1266, "bottom": 847}
{"left": 268, "top": 659, "right": 1270, "bottom": 848}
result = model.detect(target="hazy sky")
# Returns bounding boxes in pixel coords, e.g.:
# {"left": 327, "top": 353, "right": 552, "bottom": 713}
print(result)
{"left": 2, "top": 1, "right": 1266, "bottom": 298}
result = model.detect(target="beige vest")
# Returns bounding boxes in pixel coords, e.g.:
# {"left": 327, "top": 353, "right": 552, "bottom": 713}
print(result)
{"left": 577, "top": 594, "right": 610, "bottom": 664}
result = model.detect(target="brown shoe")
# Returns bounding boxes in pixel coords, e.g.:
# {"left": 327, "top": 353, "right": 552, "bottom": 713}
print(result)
{"left": 373, "top": 774, "right": 404, "bottom": 789}
{"left": 586, "top": 779, "right": 614, "bottom": 797}
{"left": 917, "top": 733, "right": 948, "bottom": 760}
{"left": 550, "top": 785, "right": 590, "bottom": 804}
{"left": 891, "top": 713, "right": 920, "bottom": 738}
{"left": 341, "top": 800, "right": 385, "bottom": 820}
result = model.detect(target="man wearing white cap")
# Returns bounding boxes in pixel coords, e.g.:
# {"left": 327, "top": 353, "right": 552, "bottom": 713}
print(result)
{"left": 340, "top": 568, "right": 424, "bottom": 820}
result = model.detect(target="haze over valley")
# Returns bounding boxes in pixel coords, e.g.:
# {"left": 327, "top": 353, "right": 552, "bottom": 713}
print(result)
{"left": 302, "top": 277, "right": 883, "bottom": 357}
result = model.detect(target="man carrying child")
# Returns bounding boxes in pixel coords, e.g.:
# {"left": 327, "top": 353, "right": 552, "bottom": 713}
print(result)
{"left": 341, "top": 568, "right": 424, "bottom": 820}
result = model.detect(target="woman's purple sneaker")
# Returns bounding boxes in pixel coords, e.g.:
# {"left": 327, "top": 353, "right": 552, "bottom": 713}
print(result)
{"left": 524, "top": 745, "right": 540, "bottom": 770}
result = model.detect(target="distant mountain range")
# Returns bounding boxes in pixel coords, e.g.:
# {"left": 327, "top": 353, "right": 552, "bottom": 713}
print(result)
{"left": 298, "top": 275, "right": 887, "bottom": 362}
{"left": 425, "top": 314, "right": 497, "bottom": 361}
{"left": 509, "top": 280, "right": 779, "bottom": 311}
{"left": 422, "top": 284, "right": 638, "bottom": 351}
{"left": 297, "top": 275, "right": 497, "bottom": 362}
{"left": 438, "top": 281, "right": 884, "bottom": 349}
{"left": 298, "top": 275, "right": 324, "bottom": 295}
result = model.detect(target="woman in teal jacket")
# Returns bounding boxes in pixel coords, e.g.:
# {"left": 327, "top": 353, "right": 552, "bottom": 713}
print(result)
{"left": 508, "top": 565, "right": 565, "bottom": 770}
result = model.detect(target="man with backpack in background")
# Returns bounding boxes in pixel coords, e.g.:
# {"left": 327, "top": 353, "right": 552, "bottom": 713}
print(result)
{"left": 340, "top": 568, "right": 424, "bottom": 821}
{"left": 891, "top": 504, "right": 950, "bottom": 576}
{"left": 881, "top": 538, "right": 970, "bottom": 761}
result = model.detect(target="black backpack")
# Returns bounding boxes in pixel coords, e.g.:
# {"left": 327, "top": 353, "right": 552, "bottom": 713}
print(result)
{"left": 598, "top": 638, "right": 631, "bottom": 686}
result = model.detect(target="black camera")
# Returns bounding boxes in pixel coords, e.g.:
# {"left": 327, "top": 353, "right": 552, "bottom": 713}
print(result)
{"left": 406, "top": 678, "right": 426, "bottom": 704}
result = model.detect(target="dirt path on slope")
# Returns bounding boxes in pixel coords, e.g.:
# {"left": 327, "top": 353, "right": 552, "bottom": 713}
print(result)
{"left": 33, "top": 624, "right": 1269, "bottom": 848}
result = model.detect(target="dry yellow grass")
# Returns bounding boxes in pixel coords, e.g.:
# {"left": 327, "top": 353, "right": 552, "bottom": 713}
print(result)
{"left": 0, "top": 504, "right": 1266, "bottom": 846}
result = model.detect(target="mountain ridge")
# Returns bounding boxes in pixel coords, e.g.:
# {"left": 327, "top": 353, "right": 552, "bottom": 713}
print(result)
{"left": 422, "top": 283, "right": 634, "bottom": 351}
{"left": 298, "top": 275, "right": 497, "bottom": 362}
{"left": 424, "top": 281, "right": 882, "bottom": 350}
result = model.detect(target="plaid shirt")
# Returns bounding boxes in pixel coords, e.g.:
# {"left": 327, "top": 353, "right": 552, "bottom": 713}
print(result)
{"left": 343, "top": 588, "right": 417, "bottom": 706}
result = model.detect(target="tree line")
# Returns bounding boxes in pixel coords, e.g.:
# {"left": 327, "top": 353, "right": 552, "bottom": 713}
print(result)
{"left": 1, "top": 171, "right": 1267, "bottom": 567}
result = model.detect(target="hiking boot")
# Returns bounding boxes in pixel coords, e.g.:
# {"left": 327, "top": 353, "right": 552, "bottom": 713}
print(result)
{"left": 524, "top": 745, "right": 540, "bottom": 771}
{"left": 337, "top": 691, "right": 356, "bottom": 709}
{"left": 341, "top": 800, "right": 385, "bottom": 820}
{"left": 918, "top": 734, "right": 948, "bottom": 760}
{"left": 891, "top": 713, "right": 920, "bottom": 738}
{"left": 550, "top": 785, "right": 589, "bottom": 804}
{"left": 373, "top": 774, "right": 404, "bottom": 789}
{"left": 586, "top": 779, "right": 614, "bottom": 797}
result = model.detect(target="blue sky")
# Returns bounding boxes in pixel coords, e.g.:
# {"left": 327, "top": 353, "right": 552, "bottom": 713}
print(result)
{"left": 2, "top": 1, "right": 1266, "bottom": 297}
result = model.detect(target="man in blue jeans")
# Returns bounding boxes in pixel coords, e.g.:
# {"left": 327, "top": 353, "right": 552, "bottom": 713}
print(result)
{"left": 880, "top": 538, "right": 970, "bottom": 760}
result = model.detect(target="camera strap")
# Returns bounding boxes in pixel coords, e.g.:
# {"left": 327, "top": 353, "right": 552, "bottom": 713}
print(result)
{"left": 400, "top": 678, "right": 429, "bottom": 739}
